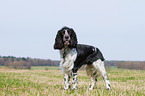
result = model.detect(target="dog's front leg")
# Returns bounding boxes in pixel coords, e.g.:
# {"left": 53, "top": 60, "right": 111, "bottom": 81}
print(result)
{"left": 64, "top": 73, "right": 70, "bottom": 90}
{"left": 72, "top": 73, "right": 78, "bottom": 90}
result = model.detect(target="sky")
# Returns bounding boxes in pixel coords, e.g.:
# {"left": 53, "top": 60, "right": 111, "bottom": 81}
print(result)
{"left": 0, "top": 0, "right": 145, "bottom": 61}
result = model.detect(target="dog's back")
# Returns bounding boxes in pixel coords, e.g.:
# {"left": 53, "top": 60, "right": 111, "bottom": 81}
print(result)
{"left": 74, "top": 44, "right": 105, "bottom": 69}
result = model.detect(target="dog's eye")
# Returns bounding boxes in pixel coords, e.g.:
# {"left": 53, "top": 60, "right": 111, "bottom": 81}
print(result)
{"left": 68, "top": 30, "right": 71, "bottom": 35}
{"left": 62, "top": 31, "right": 65, "bottom": 35}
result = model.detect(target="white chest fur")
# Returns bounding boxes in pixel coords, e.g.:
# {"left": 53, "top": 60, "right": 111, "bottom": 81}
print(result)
{"left": 59, "top": 48, "right": 77, "bottom": 74}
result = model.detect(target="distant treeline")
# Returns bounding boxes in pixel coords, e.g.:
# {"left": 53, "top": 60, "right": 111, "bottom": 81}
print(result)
{"left": 0, "top": 56, "right": 145, "bottom": 70}
{"left": 0, "top": 56, "right": 59, "bottom": 69}
{"left": 105, "top": 61, "right": 145, "bottom": 70}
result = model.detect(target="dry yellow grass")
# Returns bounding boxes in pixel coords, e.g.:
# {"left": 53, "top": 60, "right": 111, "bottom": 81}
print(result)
{"left": 0, "top": 66, "right": 145, "bottom": 96}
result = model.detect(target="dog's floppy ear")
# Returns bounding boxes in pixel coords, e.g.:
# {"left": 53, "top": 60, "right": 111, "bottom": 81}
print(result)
{"left": 54, "top": 30, "right": 63, "bottom": 50}
{"left": 69, "top": 28, "right": 78, "bottom": 48}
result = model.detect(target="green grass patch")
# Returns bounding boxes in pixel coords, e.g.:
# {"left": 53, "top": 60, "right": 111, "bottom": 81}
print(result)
{"left": 0, "top": 66, "right": 145, "bottom": 96}
{"left": 31, "top": 66, "right": 60, "bottom": 70}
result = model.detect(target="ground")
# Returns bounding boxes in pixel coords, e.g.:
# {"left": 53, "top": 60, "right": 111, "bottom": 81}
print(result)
{"left": 0, "top": 66, "right": 145, "bottom": 96}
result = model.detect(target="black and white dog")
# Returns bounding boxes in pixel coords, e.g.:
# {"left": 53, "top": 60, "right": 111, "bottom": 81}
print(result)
{"left": 54, "top": 26, "right": 111, "bottom": 90}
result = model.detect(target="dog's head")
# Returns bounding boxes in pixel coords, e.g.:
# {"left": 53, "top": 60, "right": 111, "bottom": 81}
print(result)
{"left": 54, "top": 26, "right": 78, "bottom": 49}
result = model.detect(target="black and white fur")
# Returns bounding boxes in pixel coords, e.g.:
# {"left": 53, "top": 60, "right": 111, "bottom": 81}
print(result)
{"left": 54, "top": 26, "right": 111, "bottom": 90}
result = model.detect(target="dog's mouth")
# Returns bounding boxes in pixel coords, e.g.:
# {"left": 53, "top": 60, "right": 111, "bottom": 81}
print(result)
{"left": 64, "top": 41, "right": 70, "bottom": 45}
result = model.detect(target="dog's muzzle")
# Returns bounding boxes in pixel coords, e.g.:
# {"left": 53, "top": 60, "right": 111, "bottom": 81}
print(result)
{"left": 64, "top": 41, "right": 70, "bottom": 45}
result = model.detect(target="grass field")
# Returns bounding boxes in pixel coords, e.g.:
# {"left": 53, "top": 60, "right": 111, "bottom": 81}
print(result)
{"left": 0, "top": 66, "right": 145, "bottom": 96}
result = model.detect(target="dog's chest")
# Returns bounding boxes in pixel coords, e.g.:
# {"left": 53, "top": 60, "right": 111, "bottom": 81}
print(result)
{"left": 61, "top": 48, "right": 72, "bottom": 58}
{"left": 60, "top": 48, "right": 77, "bottom": 72}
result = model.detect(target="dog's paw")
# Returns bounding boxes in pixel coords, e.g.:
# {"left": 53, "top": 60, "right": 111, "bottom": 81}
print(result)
{"left": 64, "top": 88, "right": 69, "bottom": 90}
{"left": 64, "top": 86, "right": 69, "bottom": 90}
{"left": 89, "top": 86, "right": 94, "bottom": 90}
{"left": 106, "top": 84, "right": 111, "bottom": 90}
{"left": 106, "top": 87, "right": 111, "bottom": 90}
{"left": 88, "top": 85, "right": 94, "bottom": 90}
{"left": 89, "top": 88, "right": 93, "bottom": 90}
{"left": 72, "top": 87, "right": 78, "bottom": 90}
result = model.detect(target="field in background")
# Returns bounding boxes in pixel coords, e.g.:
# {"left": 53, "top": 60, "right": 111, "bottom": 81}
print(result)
{"left": 0, "top": 66, "right": 145, "bottom": 96}
{"left": 31, "top": 66, "right": 60, "bottom": 70}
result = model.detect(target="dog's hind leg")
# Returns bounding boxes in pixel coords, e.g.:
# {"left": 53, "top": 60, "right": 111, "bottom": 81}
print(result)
{"left": 89, "top": 76, "right": 97, "bottom": 90}
{"left": 86, "top": 65, "right": 98, "bottom": 90}
{"left": 93, "top": 59, "right": 111, "bottom": 90}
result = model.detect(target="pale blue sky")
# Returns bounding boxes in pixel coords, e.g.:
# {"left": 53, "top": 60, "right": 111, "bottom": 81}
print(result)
{"left": 0, "top": 0, "right": 145, "bottom": 61}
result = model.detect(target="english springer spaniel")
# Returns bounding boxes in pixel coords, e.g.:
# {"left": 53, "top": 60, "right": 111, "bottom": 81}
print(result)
{"left": 54, "top": 26, "right": 111, "bottom": 90}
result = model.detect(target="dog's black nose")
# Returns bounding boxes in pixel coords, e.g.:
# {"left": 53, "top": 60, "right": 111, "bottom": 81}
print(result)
{"left": 65, "top": 36, "right": 69, "bottom": 39}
